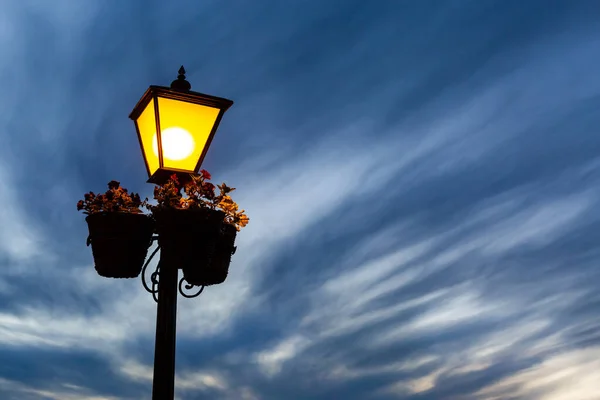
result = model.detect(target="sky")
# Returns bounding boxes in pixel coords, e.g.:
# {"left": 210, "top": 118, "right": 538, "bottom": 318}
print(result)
{"left": 1, "top": 0, "right": 600, "bottom": 399}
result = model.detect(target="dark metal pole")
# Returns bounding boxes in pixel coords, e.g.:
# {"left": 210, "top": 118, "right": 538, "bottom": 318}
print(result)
{"left": 151, "top": 260, "right": 178, "bottom": 400}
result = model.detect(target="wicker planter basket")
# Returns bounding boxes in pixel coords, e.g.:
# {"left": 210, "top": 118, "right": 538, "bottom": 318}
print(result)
{"left": 154, "top": 208, "right": 227, "bottom": 286}
{"left": 86, "top": 213, "right": 154, "bottom": 278}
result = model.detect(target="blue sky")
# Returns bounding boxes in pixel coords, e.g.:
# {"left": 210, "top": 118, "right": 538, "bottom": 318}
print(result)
{"left": 1, "top": 0, "right": 600, "bottom": 399}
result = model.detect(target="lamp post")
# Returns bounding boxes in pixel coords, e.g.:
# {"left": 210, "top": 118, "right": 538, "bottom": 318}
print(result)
{"left": 128, "top": 66, "right": 234, "bottom": 400}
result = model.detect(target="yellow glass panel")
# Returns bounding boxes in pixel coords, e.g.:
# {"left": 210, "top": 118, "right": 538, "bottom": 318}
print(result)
{"left": 136, "top": 98, "right": 160, "bottom": 175}
{"left": 156, "top": 97, "right": 220, "bottom": 171}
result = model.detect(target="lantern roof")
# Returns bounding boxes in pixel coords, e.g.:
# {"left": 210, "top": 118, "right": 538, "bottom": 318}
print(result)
{"left": 129, "top": 66, "right": 233, "bottom": 121}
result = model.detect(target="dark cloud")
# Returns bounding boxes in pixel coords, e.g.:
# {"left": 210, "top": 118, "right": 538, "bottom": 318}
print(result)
{"left": 0, "top": 346, "right": 148, "bottom": 399}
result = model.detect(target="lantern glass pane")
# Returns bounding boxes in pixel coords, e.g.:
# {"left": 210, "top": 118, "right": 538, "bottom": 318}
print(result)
{"left": 156, "top": 97, "right": 220, "bottom": 172}
{"left": 136, "top": 98, "right": 160, "bottom": 175}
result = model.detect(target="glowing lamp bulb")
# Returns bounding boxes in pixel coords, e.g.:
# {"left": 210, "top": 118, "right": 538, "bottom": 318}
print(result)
{"left": 152, "top": 127, "right": 195, "bottom": 161}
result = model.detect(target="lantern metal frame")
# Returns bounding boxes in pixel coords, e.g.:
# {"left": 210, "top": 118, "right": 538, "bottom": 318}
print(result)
{"left": 128, "top": 69, "right": 233, "bottom": 184}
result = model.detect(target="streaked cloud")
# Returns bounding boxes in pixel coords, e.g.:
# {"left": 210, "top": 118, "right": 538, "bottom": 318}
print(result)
{"left": 1, "top": 1, "right": 600, "bottom": 399}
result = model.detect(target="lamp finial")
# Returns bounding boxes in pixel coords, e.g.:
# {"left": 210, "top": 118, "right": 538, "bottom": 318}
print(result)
{"left": 170, "top": 65, "right": 192, "bottom": 91}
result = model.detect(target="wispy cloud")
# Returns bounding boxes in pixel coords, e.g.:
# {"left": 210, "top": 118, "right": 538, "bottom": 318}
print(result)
{"left": 2, "top": 1, "right": 600, "bottom": 399}
{"left": 477, "top": 347, "right": 600, "bottom": 400}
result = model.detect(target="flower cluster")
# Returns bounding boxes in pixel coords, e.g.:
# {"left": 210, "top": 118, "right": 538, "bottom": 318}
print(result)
{"left": 148, "top": 171, "right": 249, "bottom": 231}
{"left": 218, "top": 189, "right": 250, "bottom": 231}
{"left": 77, "top": 171, "right": 249, "bottom": 231}
{"left": 77, "top": 181, "right": 145, "bottom": 215}
{"left": 181, "top": 170, "right": 218, "bottom": 210}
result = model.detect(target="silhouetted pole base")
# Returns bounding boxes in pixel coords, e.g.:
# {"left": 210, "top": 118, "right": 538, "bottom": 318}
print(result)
{"left": 151, "top": 260, "right": 178, "bottom": 400}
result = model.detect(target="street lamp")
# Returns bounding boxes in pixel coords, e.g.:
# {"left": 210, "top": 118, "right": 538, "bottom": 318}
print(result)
{"left": 128, "top": 67, "right": 234, "bottom": 400}
{"left": 129, "top": 66, "right": 233, "bottom": 184}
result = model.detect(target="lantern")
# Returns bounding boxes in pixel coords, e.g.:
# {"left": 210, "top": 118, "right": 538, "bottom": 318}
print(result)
{"left": 129, "top": 66, "right": 233, "bottom": 184}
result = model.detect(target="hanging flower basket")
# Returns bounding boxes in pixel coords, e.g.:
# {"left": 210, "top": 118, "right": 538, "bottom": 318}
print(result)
{"left": 86, "top": 213, "right": 154, "bottom": 278}
{"left": 154, "top": 208, "right": 225, "bottom": 285}
{"left": 147, "top": 171, "right": 248, "bottom": 287}
{"left": 78, "top": 180, "right": 153, "bottom": 279}
{"left": 204, "top": 223, "right": 237, "bottom": 285}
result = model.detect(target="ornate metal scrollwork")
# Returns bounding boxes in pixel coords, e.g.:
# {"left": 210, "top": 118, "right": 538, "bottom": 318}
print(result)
{"left": 141, "top": 237, "right": 205, "bottom": 301}
{"left": 178, "top": 278, "right": 205, "bottom": 298}
{"left": 141, "top": 245, "right": 161, "bottom": 303}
